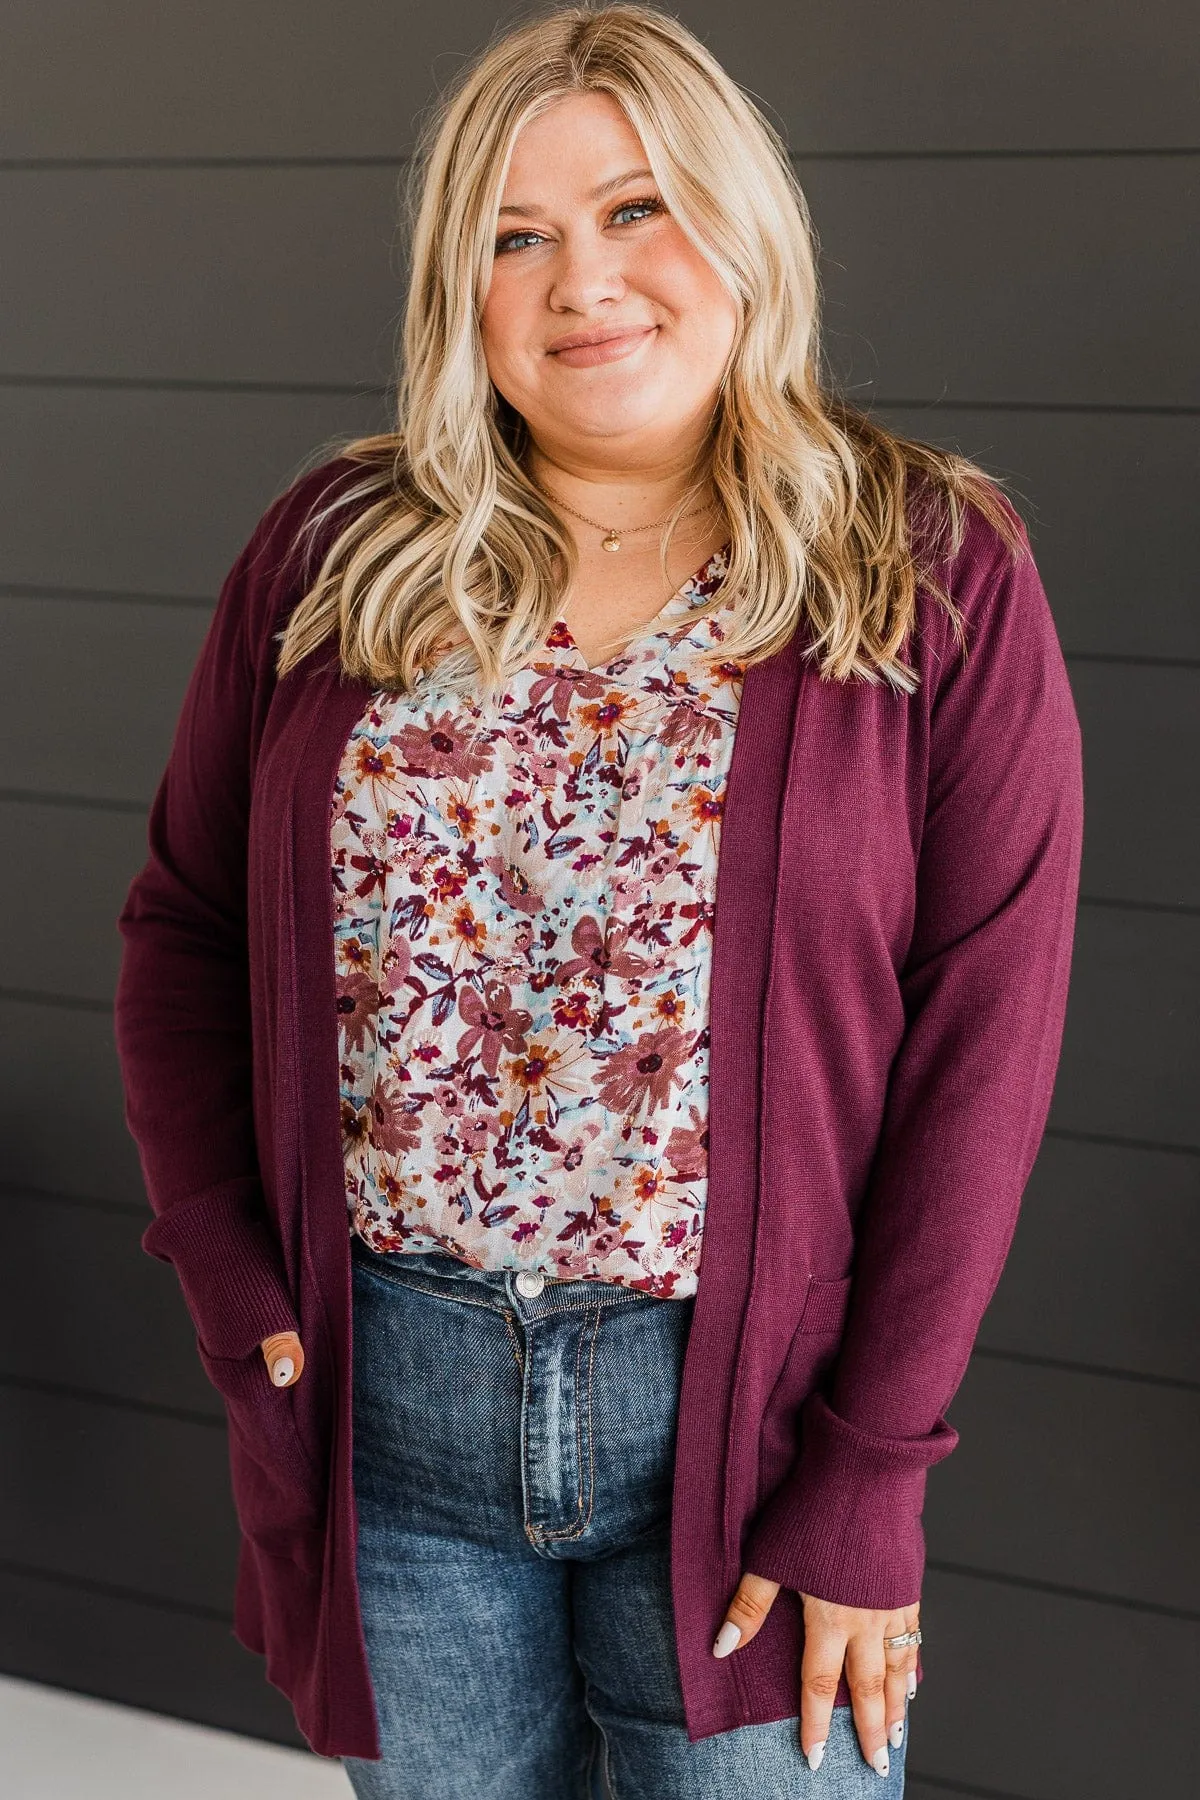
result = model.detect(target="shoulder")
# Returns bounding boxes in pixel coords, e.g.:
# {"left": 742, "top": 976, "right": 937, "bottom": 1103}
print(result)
{"left": 908, "top": 480, "right": 1061, "bottom": 703}
{"left": 226, "top": 452, "right": 372, "bottom": 670}
{"left": 949, "top": 491, "right": 1034, "bottom": 622}
{"left": 915, "top": 494, "right": 1080, "bottom": 800}
{"left": 240, "top": 452, "right": 370, "bottom": 590}
{"left": 906, "top": 468, "right": 1027, "bottom": 608}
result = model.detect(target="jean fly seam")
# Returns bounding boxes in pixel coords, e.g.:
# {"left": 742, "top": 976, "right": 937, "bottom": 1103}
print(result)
{"left": 501, "top": 1309, "right": 525, "bottom": 1378}
{"left": 583, "top": 1302, "right": 601, "bottom": 1534}
{"left": 535, "top": 1302, "right": 602, "bottom": 1544}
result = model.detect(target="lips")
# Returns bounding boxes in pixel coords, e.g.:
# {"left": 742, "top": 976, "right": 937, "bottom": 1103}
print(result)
{"left": 546, "top": 326, "right": 657, "bottom": 368}
{"left": 547, "top": 324, "right": 654, "bottom": 354}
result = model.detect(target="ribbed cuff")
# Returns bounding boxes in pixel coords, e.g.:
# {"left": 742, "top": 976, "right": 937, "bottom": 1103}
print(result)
{"left": 741, "top": 1390, "right": 959, "bottom": 1609}
{"left": 141, "top": 1177, "right": 300, "bottom": 1359}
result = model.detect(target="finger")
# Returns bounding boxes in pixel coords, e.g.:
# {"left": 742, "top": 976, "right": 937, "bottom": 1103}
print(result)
{"left": 882, "top": 1608, "right": 920, "bottom": 1750}
{"left": 845, "top": 1624, "right": 890, "bottom": 1777}
{"left": 798, "top": 1618, "right": 847, "bottom": 1772}
{"left": 883, "top": 1652, "right": 911, "bottom": 1751}
{"left": 712, "top": 1572, "right": 779, "bottom": 1657}
{"left": 888, "top": 1648, "right": 913, "bottom": 1742}
{"left": 261, "top": 1332, "right": 305, "bottom": 1387}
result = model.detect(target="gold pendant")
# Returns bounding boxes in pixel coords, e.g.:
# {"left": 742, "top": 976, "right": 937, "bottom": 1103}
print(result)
{"left": 602, "top": 531, "right": 621, "bottom": 552}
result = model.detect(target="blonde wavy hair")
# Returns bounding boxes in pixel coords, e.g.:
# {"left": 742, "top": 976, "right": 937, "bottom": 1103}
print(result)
{"left": 275, "top": 0, "right": 1026, "bottom": 699}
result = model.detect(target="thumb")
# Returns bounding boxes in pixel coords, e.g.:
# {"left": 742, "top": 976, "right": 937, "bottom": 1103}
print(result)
{"left": 260, "top": 1331, "right": 304, "bottom": 1387}
{"left": 712, "top": 1571, "right": 781, "bottom": 1658}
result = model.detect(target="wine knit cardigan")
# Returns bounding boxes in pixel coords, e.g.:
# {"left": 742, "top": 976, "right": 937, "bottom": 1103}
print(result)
{"left": 113, "top": 457, "right": 1084, "bottom": 1758}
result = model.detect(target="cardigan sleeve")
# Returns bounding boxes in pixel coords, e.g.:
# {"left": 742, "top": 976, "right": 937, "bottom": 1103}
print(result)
{"left": 113, "top": 466, "right": 342, "bottom": 1361}
{"left": 742, "top": 502, "right": 1085, "bottom": 1611}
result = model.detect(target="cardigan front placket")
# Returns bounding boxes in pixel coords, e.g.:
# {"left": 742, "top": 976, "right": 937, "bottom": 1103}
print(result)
{"left": 666, "top": 623, "right": 815, "bottom": 1737}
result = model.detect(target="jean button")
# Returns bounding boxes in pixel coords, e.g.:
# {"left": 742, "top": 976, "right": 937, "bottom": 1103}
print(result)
{"left": 515, "top": 1269, "right": 545, "bottom": 1297}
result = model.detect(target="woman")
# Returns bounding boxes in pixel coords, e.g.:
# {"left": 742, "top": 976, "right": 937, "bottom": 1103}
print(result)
{"left": 113, "top": 5, "right": 1083, "bottom": 1796}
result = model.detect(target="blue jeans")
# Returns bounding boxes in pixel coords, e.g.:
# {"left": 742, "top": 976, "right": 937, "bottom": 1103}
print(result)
{"left": 342, "top": 1234, "right": 909, "bottom": 1798}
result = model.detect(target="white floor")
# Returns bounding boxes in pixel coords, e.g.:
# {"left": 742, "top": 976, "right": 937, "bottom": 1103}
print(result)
{"left": 0, "top": 1675, "right": 351, "bottom": 1799}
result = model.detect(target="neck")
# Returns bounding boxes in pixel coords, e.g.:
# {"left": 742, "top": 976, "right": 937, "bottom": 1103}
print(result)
{"left": 524, "top": 442, "right": 716, "bottom": 529}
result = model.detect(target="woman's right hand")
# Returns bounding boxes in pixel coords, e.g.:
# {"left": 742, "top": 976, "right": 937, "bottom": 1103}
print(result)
{"left": 260, "top": 1331, "right": 305, "bottom": 1387}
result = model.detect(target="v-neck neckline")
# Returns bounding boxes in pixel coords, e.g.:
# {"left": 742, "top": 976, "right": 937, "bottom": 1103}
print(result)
{"left": 549, "top": 539, "right": 732, "bottom": 674}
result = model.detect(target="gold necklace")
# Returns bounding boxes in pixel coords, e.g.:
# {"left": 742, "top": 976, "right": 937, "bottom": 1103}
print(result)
{"left": 529, "top": 472, "right": 716, "bottom": 552}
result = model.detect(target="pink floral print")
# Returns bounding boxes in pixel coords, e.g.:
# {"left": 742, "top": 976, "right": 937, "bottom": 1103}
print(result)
{"left": 331, "top": 543, "right": 743, "bottom": 1297}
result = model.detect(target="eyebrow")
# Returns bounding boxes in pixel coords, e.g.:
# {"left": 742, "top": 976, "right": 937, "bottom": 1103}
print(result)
{"left": 497, "top": 166, "right": 655, "bottom": 220}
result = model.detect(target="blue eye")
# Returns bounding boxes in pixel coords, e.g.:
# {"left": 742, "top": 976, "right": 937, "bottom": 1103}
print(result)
{"left": 612, "top": 197, "right": 663, "bottom": 227}
{"left": 494, "top": 195, "right": 663, "bottom": 256}
{"left": 494, "top": 228, "right": 543, "bottom": 255}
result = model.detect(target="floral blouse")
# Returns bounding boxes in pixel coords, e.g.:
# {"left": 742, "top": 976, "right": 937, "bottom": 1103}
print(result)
{"left": 330, "top": 542, "right": 744, "bottom": 1298}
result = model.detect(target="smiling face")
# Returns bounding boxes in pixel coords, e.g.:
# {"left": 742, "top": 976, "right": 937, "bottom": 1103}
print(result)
{"left": 479, "top": 91, "right": 739, "bottom": 472}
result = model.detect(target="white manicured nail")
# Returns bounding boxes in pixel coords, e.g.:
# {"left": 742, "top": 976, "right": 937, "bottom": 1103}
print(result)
{"left": 712, "top": 1621, "right": 741, "bottom": 1658}
{"left": 271, "top": 1357, "right": 295, "bottom": 1385}
{"left": 872, "top": 1746, "right": 890, "bottom": 1776}
{"left": 806, "top": 1740, "right": 826, "bottom": 1772}
{"left": 906, "top": 1670, "right": 917, "bottom": 1700}
{"left": 888, "top": 1720, "right": 904, "bottom": 1747}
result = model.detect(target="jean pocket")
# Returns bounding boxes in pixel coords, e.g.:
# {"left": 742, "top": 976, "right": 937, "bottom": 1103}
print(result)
{"left": 197, "top": 1339, "right": 326, "bottom": 1554}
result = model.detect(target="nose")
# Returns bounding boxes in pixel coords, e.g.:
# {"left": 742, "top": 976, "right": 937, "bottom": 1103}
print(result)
{"left": 548, "top": 229, "right": 626, "bottom": 314}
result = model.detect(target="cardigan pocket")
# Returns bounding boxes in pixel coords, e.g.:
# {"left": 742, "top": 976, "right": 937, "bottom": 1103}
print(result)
{"left": 197, "top": 1339, "right": 326, "bottom": 1555}
{"left": 756, "top": 1274, "right": 853, "bottom": 1507}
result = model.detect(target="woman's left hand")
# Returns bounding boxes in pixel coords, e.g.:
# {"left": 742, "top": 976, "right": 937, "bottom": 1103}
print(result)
{"left": 712, "top": 1572, "right": 919, "bottom": 1776}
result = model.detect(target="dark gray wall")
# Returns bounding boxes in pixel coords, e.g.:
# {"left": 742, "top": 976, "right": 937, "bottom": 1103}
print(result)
{"left": 2, "top": 4, "right": 1196, "bottom": 1793}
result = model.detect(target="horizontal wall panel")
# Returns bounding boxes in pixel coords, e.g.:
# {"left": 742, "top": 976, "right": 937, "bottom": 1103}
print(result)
{"left": 1, "top": 2, "right": 1196, "bottom": 159}
{"left": 0, "top": 602, "right": 210, "bottom": 803}
{"left": 1051, "top": 906, "right": 1200, "bottom": 1150}
{"left": 0, "top": 1568, "right": 305, "bottom": 1748}
{"left": 1071, "top": 662, "right": 1200, "bottom": 908}
{"left": 4, "top": 1144, "right": 1195, "bottom": 1422}
{"left": 979, "top": 1136, "right": 1200, "bottom": 1384}
{"left": 0, "top": 1002, "right": 142, "bottom": 1202}
{"left": 13, "top": 608, "right": 1199, "bottom": 914}
{"left": 4, "top": 1138, "right": 1195, "bottom": 1427}
{"left": 4, "top": 390, "right": 1196, "bottom": 663}
{"left": 0, "top": 387, "right": 387, "bottom": 597}
{"left": 722, "top": 3, "right": 1200, "bottom": 154}
{"left": 1, "top": 166, "right": 402, "bottom": 387}
{"left": 3, "top": 158, "right": 1193, "bottom": 407}
{"left": 910, "top": 1567, "right": 1199, "bottom": 1799}
{"left": 0, "top": 559, "right": 1191, "bottom": 1032}
{"left": 0, "top": 1387, "right": 237, "bottom": 1611}
{"left": 804, "top": 154, "right": 1198, "bottom": 409}
{"left": 927, "top": 1357, "right": 1200, "bottom": 1610}
{"left": 0, "top": 1193, "right": 220, "bottom": 1418}
{"left": 0, "top": 800, "right": 155, "bottom": 1000}
{"left": 4, "top": 906, "right": 1194, "bottom": 1207}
